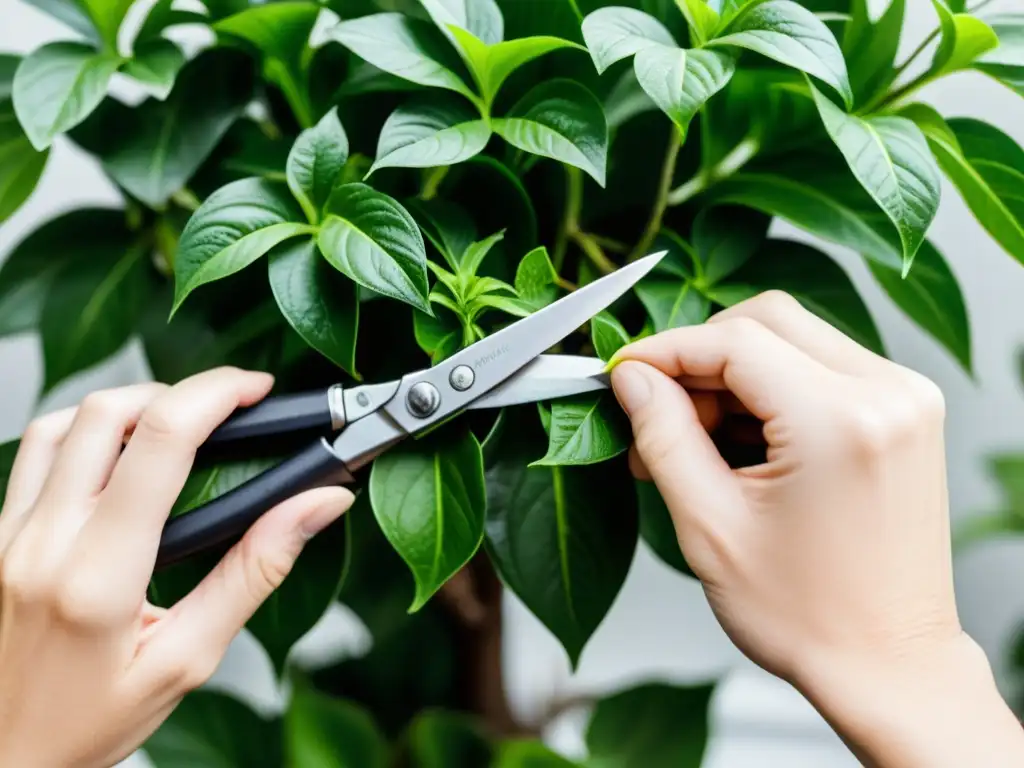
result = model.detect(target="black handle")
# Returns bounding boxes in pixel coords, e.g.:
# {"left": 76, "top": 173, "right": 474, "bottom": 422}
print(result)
{"left": 156, "top": 439, "right": 349, "bottom": 569}
{"left": 206, "top": 390, "right": 335, "bottom": 445}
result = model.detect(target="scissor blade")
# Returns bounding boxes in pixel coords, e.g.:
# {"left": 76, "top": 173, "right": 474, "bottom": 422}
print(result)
{"left": 467, "top": 355, "right": 608, "bottom": 409}
{"left": 381, "top": 252, "right": 664, "bottom": 434}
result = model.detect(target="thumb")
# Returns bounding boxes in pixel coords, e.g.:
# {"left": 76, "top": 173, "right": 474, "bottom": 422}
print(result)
{"left": 612, "top": 361, "right": 743, "bottom": 534}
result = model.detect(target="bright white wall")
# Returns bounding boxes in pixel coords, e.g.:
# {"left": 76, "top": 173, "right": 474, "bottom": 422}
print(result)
{"left": 2, "top": 1, "right": 1023, "bottom": 766}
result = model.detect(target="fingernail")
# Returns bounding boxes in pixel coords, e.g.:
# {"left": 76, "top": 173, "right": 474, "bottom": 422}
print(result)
{"left": 300, "top": 499, "right": 346, "bottom": 540}
{"left": 612, "top": 362, "right": 651, "bottom": 415}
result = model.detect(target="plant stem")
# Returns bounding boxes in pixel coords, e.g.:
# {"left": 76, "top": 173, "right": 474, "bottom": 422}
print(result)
{"left": 572, "top": 231, "right": 617, "bottom": 275}
{"left": 171, "top": 188, "right": 201, "bottom": 212}
{"left": 275, "top": 64, "right": 315, "bottom": 129}
{"left": 420, "top": 166, "right": 449, "bottom": 200}
{"left": 667, "top": 135, "right": 760, "bottom": 207}
{"left": 860, "top": 28, "right": 941, "bottom": 114}
{"left": 554, "top": 166, "right": 584, "bottom": 271}
{"left": 590, "top": 234, "right": 630, "bottom": 254}
{"left": 628, "top": 128, "right": 683, "bottom": 262}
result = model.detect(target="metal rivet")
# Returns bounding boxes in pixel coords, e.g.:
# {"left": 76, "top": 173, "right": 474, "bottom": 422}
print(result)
{"left": 356, "top": 392, "right": 370, "bottom": 407}
{"left": 449, "top": 365, "right": 475, "bottom": 392}
{"left": 407, "top": 381, "right": 441, "bottom": 418}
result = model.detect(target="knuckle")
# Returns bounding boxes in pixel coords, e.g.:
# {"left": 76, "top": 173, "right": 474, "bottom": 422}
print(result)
{"left": 79, "top": 390, "right": 121, "bottom": 422}
{"left": 903, "top": 372, "right": 946, "bottom": 422}
{"left": 22, "top": 411, "right": 70, "bottom": 448}
{"left": 722, "top": 316, "right": 766, "bottom": 346}
{"left": 166, "top": 649, "right": 220, "bottom": 693}
{"left": 753, "top": 289, "right": 803, "bottom": 317}
{"left": 137, "top": 404, "right": 184, "bottom": 444}
{"left": 52, "top": 574, "right": 112, "bottom": 628}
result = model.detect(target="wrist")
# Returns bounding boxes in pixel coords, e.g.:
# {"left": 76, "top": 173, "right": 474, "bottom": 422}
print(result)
{"left": 795, "top": 633, "right": 1024, "bottom": 767}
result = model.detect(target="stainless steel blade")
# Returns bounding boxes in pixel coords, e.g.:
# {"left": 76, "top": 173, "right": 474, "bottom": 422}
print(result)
{"left": 382, "top": 252, "right": 665, "bottom": 434}
{"left": 467, "top": 355, "right": 608, "bottom": 409}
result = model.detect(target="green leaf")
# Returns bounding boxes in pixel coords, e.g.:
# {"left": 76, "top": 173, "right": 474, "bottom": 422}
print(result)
{"left": 514, "top": 245, "right": 559, "bottom": 310}
{"left": 214, "top": 1, "right": 321, "bottom": 66}
{"left": 868, "top": 239, "right": 971, "bottom": 374}
{"left": 136, "top": 0, "right": 209, "bottom": 43}
{"left": 0, "top": 98, "right": 48, "bottom": 225}
{"left": 492, "top": 79, "right": 608, "bottom": 186}
{"left": 633, "top": 45, "right": 736, "bottom": 135}
{"left": 287, "top": 107, "right": 350, "bottom": 224}
{"left": 485, "top": 411, "right": 638, "bottom": 667}
{"left": 692, "top": 205, "right": 770, "bottom": 285}
{"left": 97, "top": 49, "right": 255, "bottom": 208}
{"left": 331, "top": 13, "right": 477, "bottom": 100}
{"left": 419, "top": 0, "right": 505, "bottom": 46}
{"left": 929, "top": 118, "right": 1024, "bottom": 267}
{"left": 407, "top": 198, "right": 478, "bottom": 269}
{"left": 370, "top": 94, "right": 490, "bottom": 175}
{"left": 12, "top": 42, "right": 122, "bottom": 151}
{"left": 460, "top": 230, "right": 505, "bottom": 277}
{"left": 494, "top": 741, "right": 580, "bottom": 768}
{"left": 286, "top": 681, "right": 388, "bottom": 768}
{"left": 319, "top": 183, "right": 432, "bottom": 313}
{"left": 414, "top": 306, "right": 462, "bottom": 362}
{"left": 975, "top": 15, "right": 1024, "bottom": 97}
{"left": 23, "top": 0, "right": 103, "bottom": 46}
{"left": 929, "top": 0, "right": 998, "bottom": 77}
{"left": 898, "top": 102, "right": 962, "bottom": 153}
{"left": 809, "top": 83, "right": 941, "bottom": 273}
{"left": 123, "top": 38, "right": 186, "bottom": 100}
{"left": 710, "top": 0, "right": 853, "bottom": 108}
{"left": 26, "top": 0, "right": 135, "bottom": 49}
{"left": 580, "top": 7, "right": 676, "bottom": 74}
{"left": 676, "top": 0, "right": 721, "bottom": 45}
{"left": 531, "top": 393, "right": 631, "bottom": 466}
{"left": 586, "top": 682, "right": 714, "bottom": 768}
{"left": 635, "top": 277, "right": 710, "bottom": 333}
{"left": 0, "top": 440, "right": 19, "bottom": 504}
{"left": 405, "top": 710, "right": 494, "bottom": 768}
{"left": 174, "top": 179, "right": 311, "bottom": 313}
{"left": 637, "top": 480, "right": 694, "bottom": 578}
{"left": 841, "top": 0, "right": 904, "bottom": 105}
{"left": 369, "top": 428, "right": 487, "bottom": 611}
{"left": 592, "top": 311, "right": 630, "bottom": 361}
{"left": 144, "top": 690, "right": 282, "bottom": 768}
{"left": 709, "top": 239, "right": 885, "bottom": 355}
{"left": 269, "top": 239, "right": 360, "bottom": 377}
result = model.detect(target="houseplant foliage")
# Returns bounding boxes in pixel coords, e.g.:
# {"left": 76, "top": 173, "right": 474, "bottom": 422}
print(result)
{"left": 1, "top": 0, "right": 1023, "bottom": 762}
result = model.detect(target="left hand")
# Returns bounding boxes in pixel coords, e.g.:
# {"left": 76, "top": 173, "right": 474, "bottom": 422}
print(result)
{"left": 0, "top": 368, "right": 354, "bottom": 768}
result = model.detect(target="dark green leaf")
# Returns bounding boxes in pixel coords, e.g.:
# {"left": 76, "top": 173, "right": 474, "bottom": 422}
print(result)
{"left": 174, "top": 178, "right": 312, "bottom": 313}
{"left": 637, "top": 480, "right": 694, "bottom": 578}
{"left": 532, "top": 393, "right": 631, "bottom": 466}
{"left": 214, "top": 1, "right": 321, "bottom": 66}
{"left": 285, "top": 681, "right": 389, "bottom": 768}
{"left": 419, "top": 0, "right": 505, "bottom": 46}
{"left": 287, "top": 107, "right": 350, "bottom": 224}
{"left": 841, "top": 0, "right": 904, "bottom": 105}
{"left": 810, "top": 83, "right": 940, "bottom": 273}
{"left": 143, "top": 690, "right": 282, "bottom": 768}
{"left": 269, "top": 238, "right": 360, "bottom": 377}
{"left": 407, "top": 197, "right": 478, "bottom": 269}
{"left": 12, "top": 42, "right": 122, "bottom": 151}
{"left": 710, "top": 0, "right": 853, "bottom": 108}
{"left": 709, "top": 239, "right": 885, "bottom": 355}
{"left": 591, "top": 311, "right": 629, "bottom": 361}
{"left": 492, "top": 79, "right": 608, "bottom": 185}
{"left": 371, "top": 94, "right": 490, "bottom": 175}
{"left": 586, "top": 682, "right": 714, "bottom": 768}
{"left": 514, "top": 246, "right": 559, "bottom": 310}
{"left": 319, "top": 183, "right": 432, "bottom": 313}
{"left": 496, "top": 0, "right": 585, "bottom": 43}
{"left": 0, "top": 100, "right": 48, "bottom": 225}
{"left": 414, "top": 305, "right": 463, "bottom": 362}
{"left": 494, "top": 741, "right": 581, "bottom": 767}
{"left": 404, "top": 710, "right": 493, "bottom": 768}
{"left": 929, "top": 0, "right": 998, "bottom": 77}
{"left": 485, "top": 411, "right": 638, "bottom": 667}
{"left": 369, "top": 427, "right": 487, "bottom": 610}
{"left": 635, "top": 277, "right": 710, "bottom": 332}
{"left": 123, "top": 38, "right": 186, "bottom": 100}
{"left": 692, "top": 205, "right": 770, "bottom": 286}
{"left": 0, "top": 440, "right": 19, "bottom": 504}
{"left": 136, "top": 0, "right": 210, "bottom": 43}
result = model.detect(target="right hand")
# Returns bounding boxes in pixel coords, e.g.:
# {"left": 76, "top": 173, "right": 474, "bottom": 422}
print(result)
{"left": 610, "top": 291, "right": 1024, "bottom": 767}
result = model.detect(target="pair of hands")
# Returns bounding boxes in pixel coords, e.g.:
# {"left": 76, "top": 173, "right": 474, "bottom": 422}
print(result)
{"left": 0, "top": 291, "right": 1019, "bottom": 767}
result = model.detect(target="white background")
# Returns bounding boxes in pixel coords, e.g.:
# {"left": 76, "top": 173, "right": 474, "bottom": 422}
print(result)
{"left": 2, "top": 0, "right": 1023, "bottom": 765}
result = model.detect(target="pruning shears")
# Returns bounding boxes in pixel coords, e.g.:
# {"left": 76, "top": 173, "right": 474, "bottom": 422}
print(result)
{"left": 156, "top": 252, "right": 666, "bottom": 569}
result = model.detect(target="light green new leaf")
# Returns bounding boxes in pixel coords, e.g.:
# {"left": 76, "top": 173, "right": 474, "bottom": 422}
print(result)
{"left": 370, "top": 428, "right": 486, "bottom": 611}
{"left": 0, "top": 99, "right": 47, "bottom": 225}
{"left": 929, "top": 0, "right": 998, "bottom": 77}
{"left": 532, "top": 393, "right": 631, "bottom": 467}
{"left": 269, "top": 239, "right": 359, "bottom": 377}
{"left": 810, "top": 83, "right": 941, "bottom": 273}
{"left": 514, "top": 245, "right": 559, "bottom": 310}
{"left": 288, "top": 107, "right": 350, "bottom": 223}
{"left": 637, "top": 480, "right": 694, "bottom": 578}
{"left": 174, "top": 178, "right": 312, "bottom": 313}
{"left": 485, "top": 412, "right": 638, "bottom": 667}
{"left": 214, "top": 1, "right": 321, "bottom": 66}
{"left": 419, "top": 0, "right": 504, "bottom": 46}
{"left": 930, "top": 118, "right": 1024, "bottom": 267}
{"left": 319, "top": 183, "right": 432, "bottom": 313}
{"left": 580, "top": 7, "right": 676, "bottom": 74}
{"left": 494, "top": 741, "right": 581, "bottom": 768}
{"left": 633, "top": 45, "right": 736, "bottom": 135}
{"left": 591, "top": 312, "right": 629, "bottom": 361}
{"left": 898, "top": 102, "right": 961, "bottom": 152}
{"left": 675, "top": 0, "right": 721, "bottom": 45}
{"left": 405, "top": 711, "right": 493, "bottom": 768}
{"left": 331, "top": 13, "right": 477, "bottom": 100}
{"left": 692, "top": 204, "right": 771, "bottom": 286}
{"left": 460, "top": 230, "right": 505, "bottom": 277}
{"left": 492, "top": 79, "right": 608, "bottom": 186}
{"left": 123, "top": 38, "right": 185, "bottom": 100}
{"left": 414, "top": 305, "right": 462, "bottom": 362}
{"left": 975, "top": 15, "right": 1024, "bottom": 96}
{"left": 13, "top": 42, "right": 122, "bottom": 151}
{"left": 286, "top": 681, "right": 388, "bottom": 768}
{"left": 708, "top": 239, "right": 885, "bottom": 355}
{"left": 711, "top": 0, "right": 853, "bottom": 108}
{"left": 371, "top": 94, "right": 489, "bottom": 175}
{"left": 842, "top": 0, "right": 904, "bottom": 105}
{"left": 586, "top": 682, "right": 715, "bottom": 768}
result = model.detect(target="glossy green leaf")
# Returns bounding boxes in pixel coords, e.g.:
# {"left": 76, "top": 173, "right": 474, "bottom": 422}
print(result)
{"left": 369, "top": 428, "right": 487, "bottom": 611}
{"left": 174, "top": 180, "right": 311, "bottom": 313}
{"left": 414, "top": 306, "right": 462, "bottom": 362}
{"left": 331, "top": 13, "right": 477, "bottom": 100}
{"left": 12, "top": 42, "right": 122, "bottom": 151}
{"left": 929, "top": 118, "right": 1024, "bottom": 267}
{"left": 709, "top": 239, "right": 885, "bottom": 355}
{"left": 929, "top": 0, "right": 998, "bottom": 76}
{"left": 421, "top": 0, "right": 504, "bottom": 44}
{"left": 405, "top": 710, "right": 493, "bottom": 768}
{"left": 975, "top": 15, "right": 1024, "bottom": 97}
{"left": 514, "top": 245, "right": 559, "bottom": 310}
{"left": 269, "top": 238, "right": 360, "bottom": 377}
{"left": 319, "top": 183, "right": 432, "bottom": 313}
{"left": 485, "top": 412, "right": 638, "bottom": 667}
{"left": 144, "top": 690, "right": 282, "bottom": 768}
{"left": 637, "top": 480, "right": 694, "bottom": 578}
{"left": 586, "top": 682, "right": 714, "bottom": 768}
{"left": 0, "top": 97, "right": 47, "bottom": 225}
{"left": 635, "top": 45, "right": 735, "bottom": 135}
{"left": 898, "top": 102, "right": 961, "bottom": 153}
{"left": 371, "top": 94, "right": 490, "bottom": 175}
{"left": 408, "top": 198, "right": 477, "bottom": 270}
{"left": 26, "top": 0, "right": 134, "bottom": 49}
{"left": 841, "top": 0, "right": 904, "bottom": 105}
{"left": 214, "top": 1, "right": 321, "bottom": 65}
{"left": 123, "top": 38, "right": 186, "bottom": 100}
{"left": 460, "top": 230, "right": 505, "bottom": 278}
{"left": 288, "top": 107, "right": 350, "bottom": 224}
{"left": 0, "top": 440, "right": 19, "bottom": 504}
{"left": 492, "top": 79, "right": 608, "bottom": 186}
{"left": 592, "top": 311, "right": 629, "bottom": 361}
{"left": 23, "top": 0, "right": 103, "bottom": 45}
{"left": 581, "top": 7, "right": 676, "bottom": 73}
{"left": 98, "top": 49, "right": 255, "bottom": 208}
{"left": 810, "top": 83, "right": 941, "bottom": 273}
{"left": 692, "top": 205, "right": 770, "bottom": 286}
{"left": 494, "top": 741, "right": 581, "bottom": 768}
{"left": 711, "top": 0, "right": 853, "bottom": 108}
{"left": 676, "top": 0, "right": 721, "bottom": 45}
{"left": 532, "top": 393, "right": 631, "bottom": 467}
{"left": 286, "top": 682, "right": 388, "bottom": 768}
{"left": 635, "top": 277, "right": 710, "bottom": 332}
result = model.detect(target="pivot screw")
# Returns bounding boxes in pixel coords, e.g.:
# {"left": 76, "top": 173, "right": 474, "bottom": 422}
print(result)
{"left": 407, "top": 382, "right": 441, "bottom": 418}
{"left": 449, "top": 365, "right": 475, "bottom": 391}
